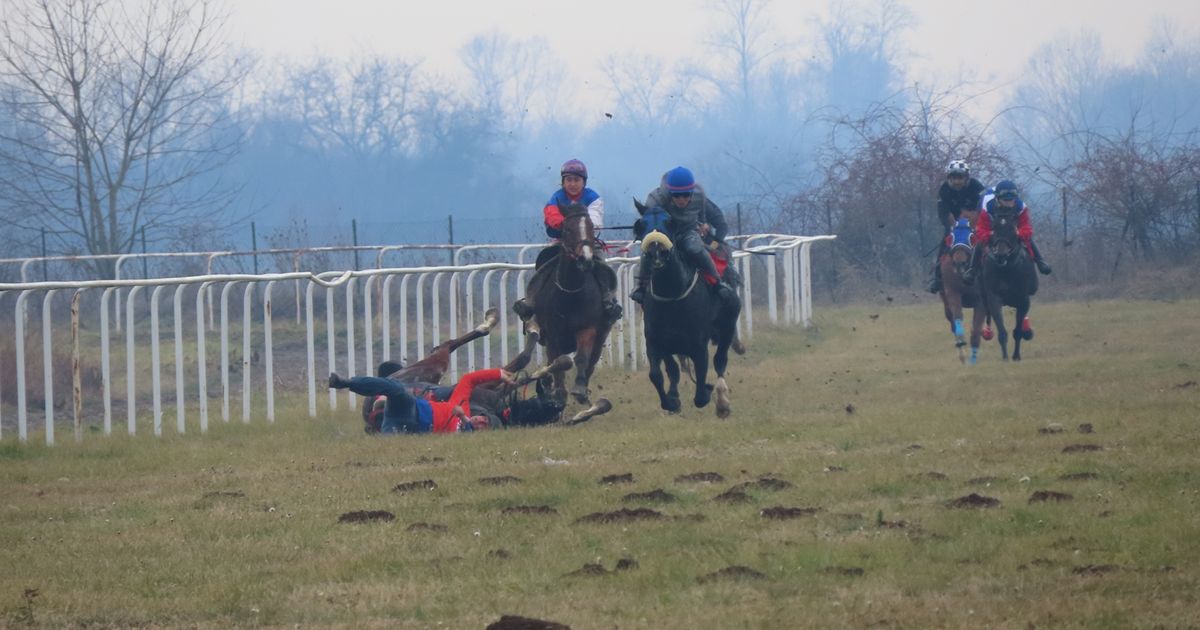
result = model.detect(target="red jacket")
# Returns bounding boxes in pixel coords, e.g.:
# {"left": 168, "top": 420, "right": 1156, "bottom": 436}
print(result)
{"left": 976, "top": 202, "right": 1033, "bottom": 253}
{"left": 429, "top": 368, "right": 501, "bottom": 433}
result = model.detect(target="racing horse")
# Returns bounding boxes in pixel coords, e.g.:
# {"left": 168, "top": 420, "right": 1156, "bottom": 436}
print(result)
{"left": 524, "top": 201, "right": 617, "bottom": 404}
{"left": 980, "top": 205, "right": 1037, "bottom": 361}
{"left": 938, "top": 212, "right": 989, "bottom": 364}
{"left": 637, "top": 228, "right": 740, "bottom": 418}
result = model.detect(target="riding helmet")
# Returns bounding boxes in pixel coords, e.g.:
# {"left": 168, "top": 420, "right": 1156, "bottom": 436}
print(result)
{"left": 946, "top": 159, "right": 969, "bottom": 176}
{"left": 994, "top": 180, "right": 1018, "bottom": 200}
{"left": 665, "top": 166, "right": 697, "bottom": 193}
{"left": 560, "top": 159, "right": 588, "bottom": 181}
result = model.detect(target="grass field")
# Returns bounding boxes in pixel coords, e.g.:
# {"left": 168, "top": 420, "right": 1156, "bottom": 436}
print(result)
{"left": 1, "top": 298, "right": 1198, "bottom": 629}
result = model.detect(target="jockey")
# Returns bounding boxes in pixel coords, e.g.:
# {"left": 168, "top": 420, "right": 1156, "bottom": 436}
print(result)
{"left": 929, "top": 159, "right": 985, "bottom": 293}
{"left": 963, "top": 179, "right": 1053, "bottom": 285}
{"left": 512, "top": 158, "right": 622, "bottom": 325}
{"left": 329, "top": 368, "right": 516, "bottom": 434}
{"left": 630, "top": 166, "right": 734, "bottom": 305}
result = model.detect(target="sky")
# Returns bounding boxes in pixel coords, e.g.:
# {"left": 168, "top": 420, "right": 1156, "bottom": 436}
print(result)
{"left": 228, "top": 0, "right": 1200, "bottom": 119}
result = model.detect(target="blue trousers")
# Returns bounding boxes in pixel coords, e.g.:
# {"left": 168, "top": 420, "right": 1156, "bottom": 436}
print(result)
{"left": 345, "top": 376, "right": 421, "bottom": 434}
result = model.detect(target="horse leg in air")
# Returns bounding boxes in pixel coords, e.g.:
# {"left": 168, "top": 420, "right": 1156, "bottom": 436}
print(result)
{"left": 663, "top": 354, "right": 683, "bottom": 412}
{"left": 1013, "top": 298, "right": 1031, "bottom": 362}
{"left": 691, "top": 346, "right": 713, "bottom": 409}
{"left": 988, "top": 296, "right": 1010, "bottom": 361}
{"left": 569, "top": 328, "right": 598, "bottom": 404}
{"left": 712, "top": 322, "right": 735, "bottom": 418}
{"left": 647, "top": 348, "right": 681, "bottom": 413}
{"left": 969, "top": 305, "right": 987, "bottom": 365}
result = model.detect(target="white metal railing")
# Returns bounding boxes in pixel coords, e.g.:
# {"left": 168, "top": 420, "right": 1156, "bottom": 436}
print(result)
{"left": 0, "top": 234, "right": 835, "bottom": 445}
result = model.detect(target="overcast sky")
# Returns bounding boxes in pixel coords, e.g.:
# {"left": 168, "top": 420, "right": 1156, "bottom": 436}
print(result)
{"left": 229, "top": 0, "right": 1200, "bottom": 117}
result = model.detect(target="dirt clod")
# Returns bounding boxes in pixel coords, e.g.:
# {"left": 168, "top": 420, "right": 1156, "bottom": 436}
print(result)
{"left": 1029, "top": 491, "right": 1073, "bottom": 503}
{"left": 599, "top": 473, "right": 635, "bottom": 484}
{"left": 338, "top": 510, "right": 395, "bottom": 523}
{"left": 713, "top": 489, "right": 753, "bottom": 504}
{"left": 479, "top": 475, "right": 523, "bottom": 485}
{"left": 488, "top": 549, "right": 512, "bottom": 560}
{"left": 674, "top": 472, "right": 725, "bottom": 483}
{"left": 502, "top": 505, "right": 558, "bottom": 516}
{"left": 564, "top": 563, "right": 608, "bottom": 577}
{"left": 486, "top": 615, "right": 571, "bottom": 630}
{"left": 1172, "top": 380, "right": 1197, "bottom": 390}
{"left": 946, "top": 493, "right": 1001, "bottom": 509}
{"left": 912, "top": 472, "right": 948, "bottom": 481}
{"left": 820, "top": 566, "right": 865, "bottom": 576}
{"left": 1038, "top": 424, "right": 1065, "bottom": 434}
{"left": 615, "top": 558, "right": 639, "bottom": 571}
{"left": 416, "top": 456, "right": 445, "bottom": 464}
{"left": 1059, "top": 472, "right": 1099, "bottom": 481}
{"left": 574, "top": 508, "right": 665, "bottom": 524}
{"left": 697, "top": 565, "right": 768, "bottom": 584}
{"left": 824, "top": 466, "right": 847, "bottom": 473}
{"left": 392, "top": 479, "right": 437, "bottom": 493}
{"left": 406, "top": 522, "right": 448, "bottom": 533}
{"left": 1077, "top": 423, "right": 1095, "bottom": 433}
{"left": 622, "top": 489, "right": 676, "bottom": 503}
{"left": 761, "top": 506, "right": 822, "bottom": 519}
{"left": 1062, "top": 444, "right": 1102, "bottom": 453}
{"left": 905, "top": 444, "right": 923, "bottom": 451}
{"left": 731, "top": 477, "right": 794, "bottom": 492}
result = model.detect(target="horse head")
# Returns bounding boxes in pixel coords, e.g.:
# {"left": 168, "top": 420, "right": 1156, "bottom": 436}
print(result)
{"left": 641, "top": 230, "right": 674, "bottom": 270}
{"left": 987, "top": 209, "right": 1024, "bottom": 268}
{"left": 558, "top": 201, "right": 595, "bottom": 271}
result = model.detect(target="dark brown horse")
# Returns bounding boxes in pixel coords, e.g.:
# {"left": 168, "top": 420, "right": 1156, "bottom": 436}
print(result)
{"left": 938, "top": 211, "right": 988, "bottom": 364}
{"left": 980, "top": 206, "right": 1037, "bottom": 361}
{"left": 525, "top": 202, "right": 615, "bottom": 404}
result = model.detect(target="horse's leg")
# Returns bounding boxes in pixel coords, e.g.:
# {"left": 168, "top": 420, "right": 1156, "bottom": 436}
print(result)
{"left": 691, "top": 343, "right": 712, "bottom": 408}
{"left": 647, "top": 347, "right": 679, "bottom": 413}
{"left": 1013, "top": 297, "right": 1030, "bottom": 362}
{"left": 663, "top": 354, "right": 682, "bottom": 411}
{"left": 713, "top": 320, "right": 735, "bottom": 418}
{"left": 569, "top": 328, "right": 597, "bottom": 404}
{"left": 987, "top": 293, "right": 1009, "bottom": 361}
{"left": 545, "top": 340, "right": 568, "bottom": 406}
{"left": 969, "top": 305, "right": 986, "bottom": 365}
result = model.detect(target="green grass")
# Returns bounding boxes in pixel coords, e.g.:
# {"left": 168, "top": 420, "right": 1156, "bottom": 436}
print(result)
{"left": 2, "top": 299, "right": 1199, "bottom": 628}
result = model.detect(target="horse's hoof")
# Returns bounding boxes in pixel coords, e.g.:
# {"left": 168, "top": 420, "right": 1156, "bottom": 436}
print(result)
{"left": 663, "top": 397, "right": 682, "bottom": 413}
{"left": 1023, "top": 330, "right": 1034, "bottom": 341}
{"left": 731, "top": 339, "right": 747, "bottom": 355}
{"left": 570, "top": 384, "right": 589, "bottom": 405}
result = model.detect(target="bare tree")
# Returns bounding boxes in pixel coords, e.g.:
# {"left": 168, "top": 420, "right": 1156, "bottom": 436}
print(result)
{"left": 0, "top": 0, "right": 245, "bottom": 274}
{"left": 459, "top": 30, "right": 563, "bottom": 131}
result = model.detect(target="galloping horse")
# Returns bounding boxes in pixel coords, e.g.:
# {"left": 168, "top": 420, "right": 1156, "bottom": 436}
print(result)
{"left": 525, "top": 201, "right": 616, "bottom": 404}
{"left": 980, "top": 206, "right": 1037, "bottom": 361}
{"left": 938, "top": 212, "right": 989, "bottom": 364}
{"left": 638, "top": 229, "right": 740, "bottom": 418}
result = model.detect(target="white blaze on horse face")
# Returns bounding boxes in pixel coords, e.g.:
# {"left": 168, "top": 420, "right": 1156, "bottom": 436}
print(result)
{"left": 577, "top": 218, "right": 592, "bottom": 261}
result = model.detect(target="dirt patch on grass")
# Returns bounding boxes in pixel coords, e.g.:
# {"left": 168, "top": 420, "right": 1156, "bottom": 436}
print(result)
{"left": 1029, "top": 490, "right": 1073, "bottom": 503}
{"left": 1077, "top": 423, "right": 1095, "bottom": 433}
{"left": 674, "top": 472, "right": 725, "bottom": 483}
{"left": 392, "top": 479, "right": 437, "bottom": 493}
{"left": 713, "top": 489, "right": 753, "bottom": 504}
{"left": 622, "top": 489, "right": 676, "bottom": 503}
{"left": 574, "top": 508, "right": 666, "bottom": 524}
{"left": 1172, "top": 380, "right": 1197, "bottom": 390}
{"left": 1062, "top": 444, "right": 1102, "bottom": 453}
{"left": 1038, "top": 423, "right": 1065, "bottom": 434}
{"left": 502, "top": 505, "right": 558, "bottom": 516}
{"left": 910, "top": 472, "right": 948, "bottom": 481}
{"left": 479, "top": 475, "right": 523, "bottom": 485}
{"left": 696, "top": 565, "right": 767, "bottom": 584}
{"left": 1017, "top": 558, "right": 1056, "bottom": 570}
{"left": 338, "top": 510, "right": 395, "bottom": 523}
{"left": 599, "top": 473, "right": 635, "bottom": 484}
{"left": 832, "top": 512, "right": 864, "bottom": 521}
{"left": 820, "top": 566, "right": 865, "bottom": 576}
{"left": 945, "top": 493, "right": 1001, "bottom": 508}
{"left": 1059, "top": 472, "right": 1100, "bottom": 481}
{"left": 564, "top": 563, "right": 608, "bottom": 577}
{"left": 731, "top": 477, "right": 793, "bottom": 491}
{"left": 761, "top": 506, "right": 822, "bottom": 519}
{"left": 488, "top": 549, "right": 512, "bottom": 560}
{"left": 416, "top": 456, "right": 445, "bottom": 464}
{"left": 615, "top": 558, "right": 639, "bottom": 571}
{"left": 1073, "top": 564, "right": 1120, "bottom": 575}
{"left": 966, "top": 476, "right": 1000, "bottom": 485}
{"left": 904, "top": 444, "right": 923, "bottom": 451}
{"left": 406, "top": 522, "right": 448, "bottom": 533}
{"left": 824, "top": 465, "right": 847, "bottom": 473}
{"left": 486, "top": 615, "right": 571, "bottom": 630}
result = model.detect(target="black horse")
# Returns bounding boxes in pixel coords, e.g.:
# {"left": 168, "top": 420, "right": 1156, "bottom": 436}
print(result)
{"left": 980, "top": 206, "right": 1037, "bottom": 361}
{"left": 525, "top": 201, "right": 617, "bottom": 404}
{"left": 638, "top": 229, "right": 740, "bottom": 417}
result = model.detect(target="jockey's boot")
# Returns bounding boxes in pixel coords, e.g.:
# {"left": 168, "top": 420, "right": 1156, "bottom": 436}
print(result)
{"left": 1029, "top": 240, "right": 1052, "bottom": 275}
{"left": 328, "top": 372, "right": 349, "bottom": 389}
{"left": 512, "top": 298, "right": 535, "bottom": 321}
{"left": 630, "top": 258, "right": 650, "bottom": 304}
{"left": 714, "top": 280, "right": 737, "bottom": 306}
{"left": 927, "top": 263, "right": 943, "bottom": 294}
{"left": 962, "top": 247, "right": 983, "bottom": 285}
{"left": 602, "top": 295, "right": 623, "bottom": 325}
